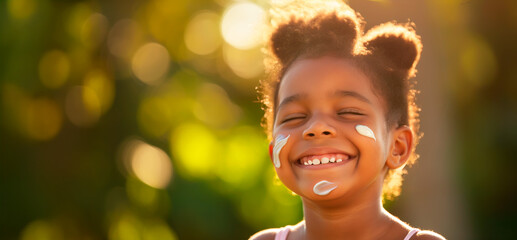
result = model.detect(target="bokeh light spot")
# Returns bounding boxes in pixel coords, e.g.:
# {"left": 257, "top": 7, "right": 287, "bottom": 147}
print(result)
{"left": 132, "top": 42, "right": 170, "bottom": 85}
{"left": 142, "top": 220, "right": 178, "bottom": 240}
{"left": 108, "top": 213, "right": 141, "bottom": 240}
{"left": 223, "top": 44, "right": 264, "bottom": 79}
{"left": 144, "top": 0, "right": 187, "bottom": 44}
{"left": 67, "top": 3, "right": 93, "bottom": 41}
{"left": 38, "top": 50, "right": 70, "bottom": 89}
{"left": 184, "top": 11, "right": 222, "bottom": 55}
{"left": 221, "top": 2, "right": 266, "bottom": 50}
{"left": 271, "top": 0, "right": 296, "bottom": 6}
{"left": 193, "top": 83, "right": 241, "bottom": 128}
{"left": 119, "top": 138, "right": 140, "bottom": 176}
{"left": 20, "top": 220, "right": 63, "bottom": 240}
{"left": 65, "top": 86, "right": 101, "bottom": 127}
{"left": 25, "top": 98, "right": 62, "bottom": 141}
{"left": 108, "top": 19, "right": 144, "bottom": 59}
{"left": 81, "top": 13, "right": 109, "bottom": 48}
{"left": 171, "top": 123, "right": 220, "bottom": 178}
{"left": 84, "top": 69, "right": 114, "bottom": 114}
{"left": 130, "top": 140, "right": 173, "bottom": 189}
{"left": 7, "top": 0, "right": 36, "bottom": 20}
{"left": 216, "top": 126, "right": 267, "bottom": 189}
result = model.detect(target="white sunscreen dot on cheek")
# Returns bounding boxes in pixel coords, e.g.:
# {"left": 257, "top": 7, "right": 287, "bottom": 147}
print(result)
{"left": 355, "top": 125, "right": 376, "bottom": 141}
{"left": 313, "top": 180, "right": 337, "bottom": 196}
{"left": 273, "top": 135, "right": 290, "bottom": 168}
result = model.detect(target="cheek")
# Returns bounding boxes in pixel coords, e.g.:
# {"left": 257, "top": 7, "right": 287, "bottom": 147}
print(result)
{"left": 371, "top": 121, "right": 390, "bottom": 159}
{"left": 274, "top": 167, "right": 300, "bottom": 195}
{"left": 272, "top": 135, "right": 290, "bottom": 168}
{"left": 353, "top": 118, "right": 390, "bottom": 157}
{"left": 270, "top": 133, "right": 300, "bottom": 192}
{"left": 355, "top": 124, "right": 377, "bottom": 141}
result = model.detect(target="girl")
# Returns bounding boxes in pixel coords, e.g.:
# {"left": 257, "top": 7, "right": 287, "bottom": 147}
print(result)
{"left": 251, "top": 1, "right": 445, "bottom": 239}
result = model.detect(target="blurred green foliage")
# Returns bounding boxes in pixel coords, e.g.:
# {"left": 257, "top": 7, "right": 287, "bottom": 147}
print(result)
{"left": 0, "top": 0, "right": 516, "bottom": 239}
{"left": 0, "top": 0, "right": 302, "bottom": 239}
{"left": 448, "top": 1, "right": 517, "bottom": 238}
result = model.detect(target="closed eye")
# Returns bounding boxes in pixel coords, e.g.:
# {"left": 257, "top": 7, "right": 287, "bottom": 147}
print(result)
{"left": 281, "top": 115, "right": 306, "bottom": 123}
{"left": 337, "top": 110, "right": 364, "bottom": 116}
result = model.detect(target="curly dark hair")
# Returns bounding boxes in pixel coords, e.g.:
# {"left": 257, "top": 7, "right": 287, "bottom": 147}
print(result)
{"left": 258, "top": 0, "right": 423, "bottom": 200}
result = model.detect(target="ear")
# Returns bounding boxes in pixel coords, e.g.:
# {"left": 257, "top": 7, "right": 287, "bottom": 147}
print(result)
{"left": 386, "top": 125, "right": 413, "bottom": 169}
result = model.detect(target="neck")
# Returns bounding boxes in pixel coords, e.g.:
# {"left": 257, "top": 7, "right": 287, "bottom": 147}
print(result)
{"left": 300, "top": 188, "right": 394, "bottom": 240}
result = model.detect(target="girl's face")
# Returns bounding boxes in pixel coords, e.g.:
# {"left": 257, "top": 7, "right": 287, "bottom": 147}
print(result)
{"left": 272, "top": 56, "right": 394, "bottom": 202}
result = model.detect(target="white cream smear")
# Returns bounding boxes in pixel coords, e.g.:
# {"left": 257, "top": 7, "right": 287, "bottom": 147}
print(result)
{"left": 273, "top": 135, "right": 289, "bottom": 168}
{"left": 313, "top": 180, "right": 337, "bottom": 196}
{"left": 355, "top": 125, "right": 376, "bottom": 141}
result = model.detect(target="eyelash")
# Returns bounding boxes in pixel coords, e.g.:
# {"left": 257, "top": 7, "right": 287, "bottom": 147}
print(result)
{"left": 281, "top": 110, "right": 363, "bottom": 124}
{"left": 337, "top": 110, "right": 364, "bottom": 116}
{"left": 281, "top": 115, "right": 306, "bottom": 123}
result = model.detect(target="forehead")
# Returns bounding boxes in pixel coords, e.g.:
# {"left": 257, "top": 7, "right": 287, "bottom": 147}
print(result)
{"left": 277, "top": 56, "right": 377, "bottom": 104}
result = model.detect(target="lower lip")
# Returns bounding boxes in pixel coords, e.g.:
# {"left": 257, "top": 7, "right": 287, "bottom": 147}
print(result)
{"left": 294, "top": 157, "right": 354, "bottom": 169}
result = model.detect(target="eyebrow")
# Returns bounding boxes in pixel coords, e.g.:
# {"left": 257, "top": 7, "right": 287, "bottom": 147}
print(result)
{"left": 277, "top": 93, "right": 307, "bottom": 111}
{"left": 276, "top": 90, "right": 372, "bottom": 111}
{"left": 334, "top": 90, "right": 372, "bottom": 105}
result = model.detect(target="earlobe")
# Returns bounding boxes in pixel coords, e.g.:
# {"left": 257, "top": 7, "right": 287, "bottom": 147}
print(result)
{"left": 386, "top": 126, "right": 414, "bottom": 169}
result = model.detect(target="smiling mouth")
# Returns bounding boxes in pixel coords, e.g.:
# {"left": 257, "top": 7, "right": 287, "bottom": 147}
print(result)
{"left": 297, "top": 153, "right": 354, "bottom": 166}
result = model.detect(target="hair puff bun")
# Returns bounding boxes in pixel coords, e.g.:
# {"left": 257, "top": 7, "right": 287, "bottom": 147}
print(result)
{"left": 361, "top": 22, "right": 423, "bottom": 77}
{"left": 269, "top": 2, "right": 362, "bottom": 67}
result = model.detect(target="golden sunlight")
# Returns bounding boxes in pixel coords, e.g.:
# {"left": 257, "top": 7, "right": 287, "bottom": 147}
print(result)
{"left": 184, "top": 11, "right": 222, "bottom": 55}
{"left": 221, "top": 2, "right": 266, "bottom": 50}
{"left": 222, "top": 44, "right": 264, "bottom": 79}
{"left": 131, "top": 42, "right": 170, "bottom": 85}
{"left": 130, "top": 140, "right": 173, "bottom": 189}
{"left": 108, "top": 19, "right": 143, "bottom": 59}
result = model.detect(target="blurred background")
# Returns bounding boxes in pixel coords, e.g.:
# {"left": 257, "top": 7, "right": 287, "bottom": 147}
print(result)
{"left": 1, "top": 0, "right": 516, "bottom": 239}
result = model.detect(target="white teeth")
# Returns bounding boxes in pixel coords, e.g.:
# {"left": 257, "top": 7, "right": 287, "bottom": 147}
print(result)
{"left": 302, "top": 155, "right": 352, "bottom": 166}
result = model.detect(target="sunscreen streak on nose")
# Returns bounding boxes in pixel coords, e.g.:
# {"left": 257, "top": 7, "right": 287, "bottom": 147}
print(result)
{"left": 273, "top": 135, "right": 289, "bottom": 168}
{"left": 313, "top": 180, "right": 337, "bottom": 196}
{"left": 355, "top": 125, "right": 376, "bottom": 141}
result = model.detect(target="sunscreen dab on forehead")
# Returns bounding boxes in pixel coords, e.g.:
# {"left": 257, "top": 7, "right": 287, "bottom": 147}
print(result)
{"left": 273, "top": 135, "right": 289, "bottom": 168}
{"left": 355, "top": 125, "right": 376, "bottom": 141}
{"left": 313, "top": 180, "right": 337, "bottom": 196}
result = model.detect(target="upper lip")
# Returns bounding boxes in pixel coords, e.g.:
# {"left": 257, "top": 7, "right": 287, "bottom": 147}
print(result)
{"left": 296, "top": 147, "right": 354, "bottom": 160}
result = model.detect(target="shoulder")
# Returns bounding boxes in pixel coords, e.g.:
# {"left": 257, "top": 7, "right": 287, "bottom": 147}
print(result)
{"left": 413, "top": 230, "right": 446, "bottom": 240}
{"left": 248, "top": 228, "right": 278, "bottom": 240}
{"left": 386, "top": 213, "right": 446, "bottom": 240}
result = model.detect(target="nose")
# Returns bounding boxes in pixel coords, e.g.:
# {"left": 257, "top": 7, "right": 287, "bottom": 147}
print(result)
{"left": 303, "top": 116, "right": 336, "bottom": 139}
